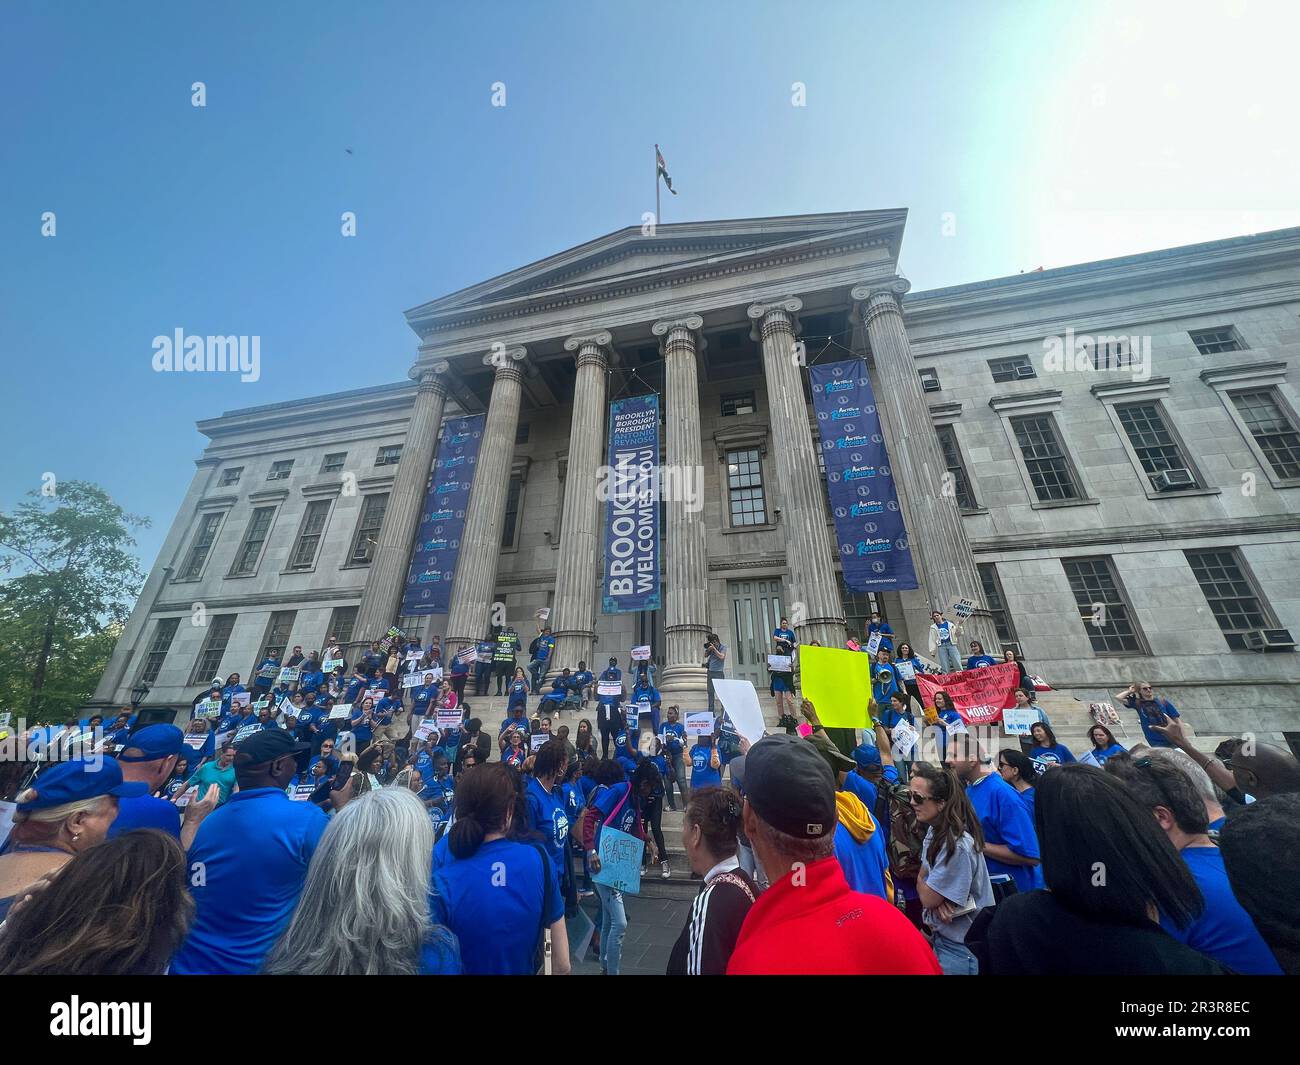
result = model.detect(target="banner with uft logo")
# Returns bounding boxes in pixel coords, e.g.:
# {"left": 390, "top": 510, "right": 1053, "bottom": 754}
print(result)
{"left": 400, "top": 414, "right": 486, "bottom": 615}
{"left": 810, "top": 360, "right": 918, "bottom": 592}
{"left": 602, "top": 394, "right": 661, "bottom": 613}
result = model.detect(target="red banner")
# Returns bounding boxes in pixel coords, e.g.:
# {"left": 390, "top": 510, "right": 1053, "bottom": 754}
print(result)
{"left": 916, "top": 662, "right": 1020, "bottom": 725}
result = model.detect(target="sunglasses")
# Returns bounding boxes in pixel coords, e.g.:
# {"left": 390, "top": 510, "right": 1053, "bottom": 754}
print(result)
{"left": 908, "top": 791, "right": 933, "bottom": 805}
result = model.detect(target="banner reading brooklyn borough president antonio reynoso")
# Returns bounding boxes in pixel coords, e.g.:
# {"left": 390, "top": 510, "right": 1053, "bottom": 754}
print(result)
{"left": 602, "top": 394, "right": 661, "bottom": 613}
{"left": 810, "top": 359, "right": 918, "bottom": 592}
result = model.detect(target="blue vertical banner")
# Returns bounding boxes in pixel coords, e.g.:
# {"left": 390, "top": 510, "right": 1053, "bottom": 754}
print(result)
{"left": 809, "top": 360, "right": 919, "bottom": 592}
{"left": 400, "top": 414, "right": 486, "bottom": 615}
{"left": 601, "top": 394, "right": 661, "bottom": 613}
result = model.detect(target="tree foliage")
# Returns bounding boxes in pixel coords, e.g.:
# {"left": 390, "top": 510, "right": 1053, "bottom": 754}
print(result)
{"left": 0, "top": 481, "right": 147, "bottom": 722}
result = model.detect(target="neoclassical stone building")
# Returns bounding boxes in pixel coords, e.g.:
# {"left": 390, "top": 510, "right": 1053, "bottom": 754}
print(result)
{"left": 92, "top": 212, "right": 1300, "bottom": 743}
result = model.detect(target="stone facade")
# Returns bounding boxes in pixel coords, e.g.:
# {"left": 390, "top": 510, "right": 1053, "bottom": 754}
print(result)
{"left": 93, "top": 214, "right": 1300, "bottom": 744}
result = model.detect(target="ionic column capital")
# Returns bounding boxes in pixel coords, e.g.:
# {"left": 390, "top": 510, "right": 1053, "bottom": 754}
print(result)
{"left": 481, "top": 344, "right": 529, "bottom": 382}
{"left": 747, "top": 297, "right": 803, "bottom": 341}
{"left": 563, "top": 330, "right": 613, "bottom": 371}
{"left": 414, "top": 359, "right": 452, "bottom": 396}
{"left": 651, "top": 314, "right": 706, "bottom": 354}
{"left": 851, "top": 278, "right": 912, "bottom": 327}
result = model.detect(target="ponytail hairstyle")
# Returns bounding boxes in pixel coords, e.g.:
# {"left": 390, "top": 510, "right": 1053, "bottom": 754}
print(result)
{"left": 447, "top": 762, "right": 516, "bottom": 860}
{"left": 684, "top": 786, "right": 743, "bottom": 861}
{"left": 998, "top": 748, "right": 1036, "bottom": 787}
{"left": 909, "top": 762, "right": 985, "bottom": 866}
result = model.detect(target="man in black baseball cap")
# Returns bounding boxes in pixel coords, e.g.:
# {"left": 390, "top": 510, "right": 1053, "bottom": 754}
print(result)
{"left": 728, "top": 734, "right": 939, "bottom": 975}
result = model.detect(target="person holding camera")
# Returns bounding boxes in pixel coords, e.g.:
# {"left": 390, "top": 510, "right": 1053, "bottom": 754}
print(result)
{"left": 1114, "top": 682, "right": 1181, "bottom": 748}
{"left": 703, "top": 633, "right": 727, "bottom": 718}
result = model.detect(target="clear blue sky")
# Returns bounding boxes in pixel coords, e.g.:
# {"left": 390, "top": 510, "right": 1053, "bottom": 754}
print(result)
{"left": 2, "top": 0, "right": 1297, "bottom": 571}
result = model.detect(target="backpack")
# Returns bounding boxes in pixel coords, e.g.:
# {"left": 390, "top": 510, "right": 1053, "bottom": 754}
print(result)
{"left": 879, "top": 780, "right": 925, "bottom": 882}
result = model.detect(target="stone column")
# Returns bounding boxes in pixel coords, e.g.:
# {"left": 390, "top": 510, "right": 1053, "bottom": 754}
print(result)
{"left": 852, "top": 279, "right": 1001, "bottom": 651}
{"left": 547, "top": 331, "right": 612, "bottom": 677}
{"left": 653, "top": 315, "right": 710, "bottom": 702}
{"left": 444, "top": 346, "right": 528, "bottom": 648}
{"left": 352, "top": 361, "right": 451, "bottom": 646}
{"left": 748, "top": 297, "right": 847, "bottom": 648}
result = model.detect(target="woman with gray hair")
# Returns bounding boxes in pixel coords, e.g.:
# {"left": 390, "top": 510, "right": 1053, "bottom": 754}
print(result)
{"left": 264, "top": 787, "right": 460, "bottom": 974}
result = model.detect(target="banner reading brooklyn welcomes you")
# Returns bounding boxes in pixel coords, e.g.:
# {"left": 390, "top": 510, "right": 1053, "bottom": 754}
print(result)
{"left": 400, "top": 414, "right": 486, "bottom": 615}
{"left": 602, "top": 394, "right": 661, "bottom": 613}
{"left": 810, "top": 359, "right": 919, "bottom": 592}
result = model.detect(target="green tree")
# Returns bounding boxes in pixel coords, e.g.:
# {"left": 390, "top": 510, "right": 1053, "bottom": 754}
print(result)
{"left": 0, "top": 481, "right": 147, "bottom": 721}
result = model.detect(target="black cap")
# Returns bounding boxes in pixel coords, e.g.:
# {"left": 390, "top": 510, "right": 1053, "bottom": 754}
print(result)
{"left": 743, "top": 733, "right": 836, "bottom": 839}
{"left": 234, "top": 729, "right": 309, "bottom": 766}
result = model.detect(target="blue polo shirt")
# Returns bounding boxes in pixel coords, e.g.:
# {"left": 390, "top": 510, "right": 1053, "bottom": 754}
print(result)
{"left": 1161, "top": 845, "right": 1283, "bottom": 975}
{"left": 431, "top": 838, "right": 562, "bottom": 975}
{"left": 965, "top": 771, "right": 1041, "bottom": 894}
{"left": 689, "top": 742, "right": 722, "bottom": 788}
{"left": 109, "top": 794, "right": 181, "bottom": 839}
{"left": 170, "top": 787, "right": 327, "bottom": 975}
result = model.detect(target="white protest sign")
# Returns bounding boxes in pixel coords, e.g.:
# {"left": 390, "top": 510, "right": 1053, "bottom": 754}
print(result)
{"left": 322, "top": 657, "right": 343, "bottom": 673}
{"left": 278, "top": 666, "right": 301, "bottom": 684}
{"left": 684, "top": 711, "right": 714, "bottom": 737}
{"left": 257, "top": 663, "right": 278, "bottom": 680}
{"left": 364, "top": 689, "right": 386, "bottom": 705}
{"left": 891, "top": 721, "right": 920, "bottom": 759}
{"left": 436, "top": 708, "right": 461, "bottom": 730}
{"left": 233, "top": 723, "right": 261, "bottom": 743}
{"left": 290, "top": 784, "right": 317, "bottom": 802}
{"left": 415, "top": 719, "right": 439, "bottom": 742}
{"left": 597, "top": 680, "right": 622, "bottom": 697}
{"left": 535, "top": 607, "right": 551, "bottom": 621}
{"left": 630, "top": 645, "right": 651, "bottom": 661}
{"left": 183, "top": 733, "right": 208, "bottom": 750}
{"left": 712, "top": 679, "right": 766, "bottom": 745}
{"left": 405, "top": 650, "right": 424, "bottom": 662}
{"left": 198, "top": 699, "right": 221, "bottom": 718}
{"left": 530, "top": 733, "right": 548, "bottom": 751}
{"left": 329, "top": 704, "right": 352, "bottom": 720}
{"left": 895, "top": 660, "right": 916, "bottom": 682}
{"left": 402, "top": 673, "right": 426, "bottom": 689}
{"left": 865, "top": 632, "right": 882, "bottom": 656}
{"left": 175, "top": 787, "right": 197, "bottom": 810}
{"left": 766, "top": 654, "right": 792, "bottom": 672}
{"left": 214, "top": 730, "right": 233, "bottom": 749}
{"left": 1002, "top": 708, "right": 1040, "bottom": 736}
{"left": 230, "top": 691, "right": 251, "bottom": 710}
{"left": 950, "top": 597, "right": 977, "bottom": 620}
{"left": 0, "top": 800, "right": 17, "bottom": 851}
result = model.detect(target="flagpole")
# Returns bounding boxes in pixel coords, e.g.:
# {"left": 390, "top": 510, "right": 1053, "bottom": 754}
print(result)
{"left": 654, "top": 145, "right": 661, "bottom": 230}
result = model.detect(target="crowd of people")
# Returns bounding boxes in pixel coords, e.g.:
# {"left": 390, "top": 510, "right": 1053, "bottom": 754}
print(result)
{"left": 0, "top": 611, "right": 1296, "bottom": 979}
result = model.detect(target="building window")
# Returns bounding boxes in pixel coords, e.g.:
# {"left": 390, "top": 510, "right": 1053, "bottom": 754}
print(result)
{"left": 376, "top": 445, "right": 402, "bottom": 467}
{"left": 1230, "top": 389, "right": 1300, "bottom": 480}
{"left": 726, "top": 448, "right": 767, "bottom": 526}
{"left": 321, "top": 452, "right": 346, "bottom": 473}
{"left": 219, "top": 467, "right": 243, "bottom": 487}
{"left": 178, "top": 512, "right": 224, "bottom": 580}
{"left": 1185, "top": 549, "right": 1275, "bottom": 651}
{"left": 229, "top": 506, "right": 276, "bottom": 576}
{"left": 721, "top": 391, "right": 756, "bottom": 417}
{"left": 1062, "top": 558, "right": 1146, "bottom": 655}
{"left": 268, "top": 460, "right": 294, "bottom": 481}
{"left": 1010, "top": 414, "right": 1080, "bottom": 501}
{"left": 349, "top": 493, "right": 388, "bottom": 565}
{"left": 139, "top": 617, "right": 181, "bottom": 685}
{"left": 976, "top": 563, "right": 1018, "bottom": 651}
{"left": 288, "top": 500, "right": 332, "bottom": 570}
{"left": 989, "top": 355, "right": 1036, "bottom": 383}
{"left": 190, "top": 614, "right": 237, "bottom": 685}
{"left": 501, "top": 475, "right": 523, "bottom": 548}
{"left": 515, "top": 423, "right": 530, "bottom": 444}
{"left": 1115, "top": 402, "right": 1199, "bottom": 491}
{"left": 327, "top": 605, "right": 358, "bottom": 647}
{"left": 935, "top": 424, "right": 977, "bottom": 510}
{"left": 1189, "top": 326, "right": 1246, "bottom": 356}
{"left": 257, "top": 610, "right": 297, "bottom": 669}
{"left": 1089, "top": 338, "right": 1135, "bottom": 371}
{"left": 918, "top": 368, "right": 941, "bottom": 393}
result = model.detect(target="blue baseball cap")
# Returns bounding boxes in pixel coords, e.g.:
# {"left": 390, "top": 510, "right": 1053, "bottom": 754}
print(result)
{"left": 18, "top": 757, "right": 148, "bottom": 810}
{"left": 117, "top": 724, "right": 186, "bottom": 762}
{"left": 852, "top": 743, "right": 882, "bottom": 769}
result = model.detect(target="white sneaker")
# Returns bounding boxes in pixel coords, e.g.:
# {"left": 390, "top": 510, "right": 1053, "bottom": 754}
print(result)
{"left": 661, "top": 861, "right": 671, "bottom": 879}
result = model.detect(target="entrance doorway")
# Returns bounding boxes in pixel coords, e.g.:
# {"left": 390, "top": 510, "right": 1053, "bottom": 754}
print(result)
{"left": 726, "top": 579, "right": 785, "bottom": 689}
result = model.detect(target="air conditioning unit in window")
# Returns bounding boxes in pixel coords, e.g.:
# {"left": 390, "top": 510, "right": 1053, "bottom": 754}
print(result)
{"left": 1242, "top": 628, "right": 1295, "bottom": 651}
{"left": 920, "top": 375, "right": 941, "bottom": 393}
{"left": 1014, "top": 364, "right": 1036, "bottom": 379}
{"left": 1154, "top": 469, "right": 1195, "bottom": 491}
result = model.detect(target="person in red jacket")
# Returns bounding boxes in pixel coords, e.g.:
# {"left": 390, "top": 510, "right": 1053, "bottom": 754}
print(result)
{"left": 727, "top": 733, "right": 941, "bottom": 976}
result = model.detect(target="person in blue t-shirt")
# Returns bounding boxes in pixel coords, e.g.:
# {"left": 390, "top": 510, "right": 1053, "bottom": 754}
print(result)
{"left": 252, "top": 651, "right": 281, "bottom": 692}
{"left": 569, "top": 661, "right": 594, "bottom": 709}
{"left": 1028, "top": 723, "right": 1076, "bottom": 775}
{"left": 220, "top": 674, "right": 248, "bottom": 716}
{"left": 431, "top": 761, "right": 569, "bottom": 974}
{"left": 658, "top": 707, "right": 688, "bottom": 811}
{"left": 1115, "top": 682, "right": 1182, "bottom": 748}
{"left": 948, "top": 750, "right": 1042, "bottom": 897}
{"left": 1106, "top": 755, "right": 1282, "bottom": 974}
{"left": 965, "top": 641, "right": 998, "bottom": 671}
{"left": 505, "top": 667, "right": 530, "bottom": 715}
{"left": 172, "top": 730, "right": 328, "bottom": 975}
{"left": 538, "top": 670, "right": 573, "bottom": 715}
{"left": 612, "top": 729, "right": 640, "bottom": 779}
{"left": 871, "top": 651, "right": 901, "bottom": 709}
{"left": 865, "top": 611, "right": 894, "bottom": 654}
{"left": 583, "top": 759, "right": 645, "bottom": 975}
{"left": 110, "top": 725, "right": 195, "bottom": 842}
{"left": 525, "top": 739, "right": 572, "bottom": 905}
{"left": 350, "top": 698, "right": 377, "bottom": 751}
{"left": 927, "top": 690, "right": 966, "bottom": 763}
{"left": 996, "top": 748, "right": 1038, "bottom": 824}
{"left": 1079, "top": 724, "right": 1127, "bottom": 768}
{"left": 689, "top": 733, "right": 724, "bottom": 790}
{"left": 595, "top": 659, "right": 624, "bottom": 758}
{"left": 502, "top": 728, "right": 527, "bottom": 769}
{"left": 628, "top": 672, "right": 661, "bottom": 737}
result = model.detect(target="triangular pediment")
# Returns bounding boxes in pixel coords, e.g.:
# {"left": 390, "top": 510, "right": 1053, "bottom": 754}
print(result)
{"left": 405, "top": 209, "right": 906, "bottom": 327}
